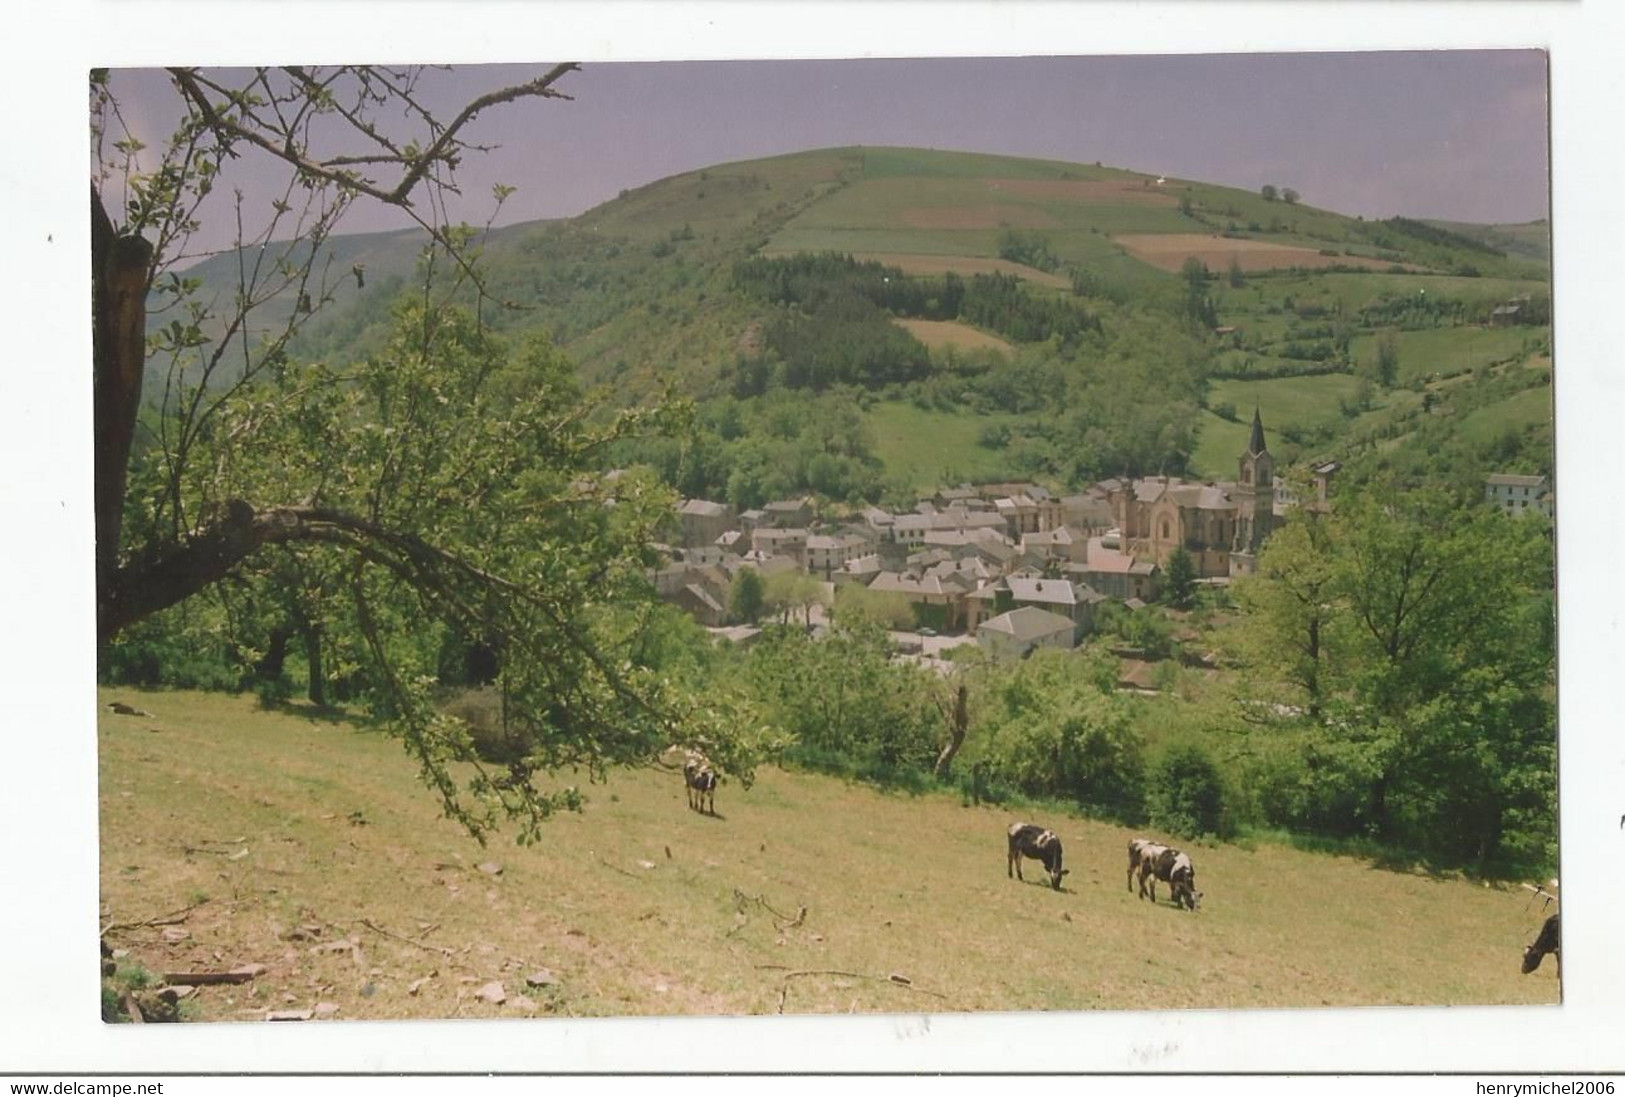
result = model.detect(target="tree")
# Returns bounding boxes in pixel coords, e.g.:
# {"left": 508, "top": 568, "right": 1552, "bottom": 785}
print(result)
{"left": 1233, "top": 505, "right": 1339, "bottom": 718}
{"left": 1281, "top": 188, "right": 1300, "bottom": 205}
{"left": 1163, "top": 547, "right": 1198, "bottom": 610}
{"left": 1375, "top": 331, "right": 1401, "bottom": 388}
{"left": 748, "top": 622, "right": 939, "bottom": 773}
{"left": 91, "top": 66, "right": 771, "bottom": 842}
{"left": 1181, "top": 257, "right": 1217, "bottom": 328}
{"left": 1231, "top": 482, "right": 1555, "bottom": 866}
{"left": 728, "top": 568, "right": 766, "bottom": 625}
{"left": 1260, "top": 184, "right": 1279, "bottom": 202}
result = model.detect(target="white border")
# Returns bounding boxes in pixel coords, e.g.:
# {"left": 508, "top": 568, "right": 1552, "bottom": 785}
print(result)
{"left": 3, "top": 1, "right": 1621, "bottom": 1075}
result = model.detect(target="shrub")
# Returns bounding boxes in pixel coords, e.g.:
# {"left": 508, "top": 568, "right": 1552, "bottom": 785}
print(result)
{"left": 1146, "top": 741, "right": 1231, "bottom": 839}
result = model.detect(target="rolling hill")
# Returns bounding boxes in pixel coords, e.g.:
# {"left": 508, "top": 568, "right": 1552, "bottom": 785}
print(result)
{"left": 177, "top": 145, "right": 1553, "bottom": 497}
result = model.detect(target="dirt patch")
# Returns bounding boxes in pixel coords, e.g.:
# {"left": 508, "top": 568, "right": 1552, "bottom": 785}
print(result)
{"left": 895, "top": 319, "right": 1013, "bottom": 355}
{"left": 901, "top": 204, "right": 1060, "bottom": 231}
{"left": 1113, "top": 233, "right": 1418, "bottom": 274}
{"left": 988, "top": 178, "right": 1180, "bottom": 205}
{"left": 847, "top": 252, "right": 1072, "bottom": 290}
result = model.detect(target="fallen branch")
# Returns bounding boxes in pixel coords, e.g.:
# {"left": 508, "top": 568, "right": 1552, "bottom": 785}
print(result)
{"left": 355, "top": 918, "right": 457, "bottom": 960}
{"left": 733, "top": 888, "right": 807, "bottom": 930}
{"left": 101, "top": 899, "right": 208, "bottom": 938}
{"left": 598, "top": 856, "right": 639, "bottom": 879}
{"left": 160, "top": 970, "right": 256, "bottom": 986}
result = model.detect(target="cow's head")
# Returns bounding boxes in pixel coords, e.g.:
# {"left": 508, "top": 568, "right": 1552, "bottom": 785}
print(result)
{"left": 1172, "top": 863, "right": 1201, "bottom": 910}
{"left": 1043, "top": 839, "right": 1070, "bottom": 890}
{"left": 1521, "top": 944, "right": 1544, "bottom": 974}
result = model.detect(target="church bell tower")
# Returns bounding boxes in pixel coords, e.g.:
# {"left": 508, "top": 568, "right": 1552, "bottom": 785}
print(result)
{"left": 1231, "top": 408, "right": 1275, "bottom": 574}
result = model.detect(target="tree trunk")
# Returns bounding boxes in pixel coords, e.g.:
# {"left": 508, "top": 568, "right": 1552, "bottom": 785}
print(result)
{"left": 933, "top": 684, "right": 969, "bottom": 779}
{"left": 302, "top": 620, "right": 327, "bottom": 706}
{"left": 92, "top": 186, "right": 154, "bottom": 638}
{"left": 256, "top": 624, "right": 292, "bottom": 682}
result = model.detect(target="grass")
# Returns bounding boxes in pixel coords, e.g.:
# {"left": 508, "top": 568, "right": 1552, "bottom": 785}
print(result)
{"left": 1348, "top": 326, "right": 1548, "bottom": 387}
{"left": 1191, "top": 410, "right": 1252, "bottom": 481}
{"left": 99, "top": 687, "right": 1560, "bottom": 1021}
{"left": 863, "top": 400, "right": 1020, "bottom": 490}
{"left": 1209, "top": 375, "right": 1366, "bottom": 434}
{"left": 1455, "top": 385, "right": 1556, "bottom": 445}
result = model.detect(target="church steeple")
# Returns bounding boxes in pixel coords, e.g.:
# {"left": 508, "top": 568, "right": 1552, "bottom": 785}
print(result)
{"left": 1247, "top": 407, "right": 1267, "bottom": 457}
{"left": 1233, "top": 408, "right": 1276, "bottom": 567}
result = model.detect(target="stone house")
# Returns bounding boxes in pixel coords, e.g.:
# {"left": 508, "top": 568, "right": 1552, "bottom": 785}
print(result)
{"left": 762, "top": 497, "right": 815, "bottom": 528}
{"left": 977, "top": 606, "right": 1078, "bottom": 659}
{"left": 1486, "top": 473, "right": 1553, "bottom": 519}
{"left": 678, "top": 499, "right": 734, "bottom": 548}
{"left": 868, "top": 571, "right": 969, "bottom": 631}
{"left": 807, "top": 532, "right": 871, "bottom": 577}
{"left": 1075, "top": 538, "right": 1160, "bottom": 602}
{"left": 751, "top": 527, "right": 809, "bottom": 567}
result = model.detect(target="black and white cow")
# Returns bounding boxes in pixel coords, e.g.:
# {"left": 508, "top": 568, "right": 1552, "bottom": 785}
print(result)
{"left": 683, "top": 750, "right": 718, "bottom": 814}
{"left": 1128, "top": 838, "right": 1169, "bottom": 896}
{"left": 1007, "top": 822, "right": 1069, "bottom": 890}
{"left": 1132, "top": 840, "right": 1201, "bottom": 910}
{"left": 1521, "top": 913, "right": 1560, "bottom": 976}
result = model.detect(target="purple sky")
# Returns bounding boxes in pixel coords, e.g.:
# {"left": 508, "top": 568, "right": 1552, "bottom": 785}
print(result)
{"left": 111, "top": 51, "right": 1549, "bottom": 250}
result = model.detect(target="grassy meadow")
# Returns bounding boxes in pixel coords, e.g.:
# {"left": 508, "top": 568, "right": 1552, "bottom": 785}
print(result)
{"left": 864, "top": 401, "right": 1019, "bottom": 490}
{"left": 99, "top": 689, "right": 1560, "bottom": 1021}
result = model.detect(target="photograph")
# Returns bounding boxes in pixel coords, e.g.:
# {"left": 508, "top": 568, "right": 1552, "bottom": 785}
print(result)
{"left": 87, "top": 52, "right": 1559, "bottom": 1025}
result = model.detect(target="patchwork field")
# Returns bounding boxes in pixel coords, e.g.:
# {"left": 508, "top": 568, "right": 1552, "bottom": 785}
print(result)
{"left": 98, "top": 689, "right": 1560, "bottom": 1022}
{"left": 1114, "top": 233, "right": 1416, "bottom": 274}
{"left": 895, "top": 319, "right": 1014, "bottom": 355}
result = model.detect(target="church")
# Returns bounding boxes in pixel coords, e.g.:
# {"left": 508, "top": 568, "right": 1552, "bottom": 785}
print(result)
{"left": 1104, "top": 409, "right": 1278, "bottom": 580}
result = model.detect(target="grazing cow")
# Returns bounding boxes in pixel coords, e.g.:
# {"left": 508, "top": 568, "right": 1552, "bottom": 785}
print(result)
{"left": 1132, "top": 841, "right": 1201, "bottom": 910}
{"left": 1127, "top": 838, "right": 1168, "bottom": 895}
{"left": 1521, "top": 913, "right": 1560, "bottom": 976}
{"left": 1007, "top": 822, "right": 1069, "bottom": 890}
{"left": 683, "top": 751, "right": 718, "bottom": 814}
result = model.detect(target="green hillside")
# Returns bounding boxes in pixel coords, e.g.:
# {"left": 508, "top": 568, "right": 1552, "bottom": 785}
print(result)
{"left": 176, "top": 145, "right": 1552, "bottom": 500}
{"left": 1423, "top": 219, "right": 1552, "bottom": 264}
{"left": 99, "top": 688, "right": 1560, "bottom": 1018}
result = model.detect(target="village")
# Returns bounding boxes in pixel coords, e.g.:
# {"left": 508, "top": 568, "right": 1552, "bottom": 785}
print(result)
{"left": 655, "top": 411, "right": 1553, "bottom": 668}
{"left": 655, "top": 412, "right": 1297, "bottom": 659}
